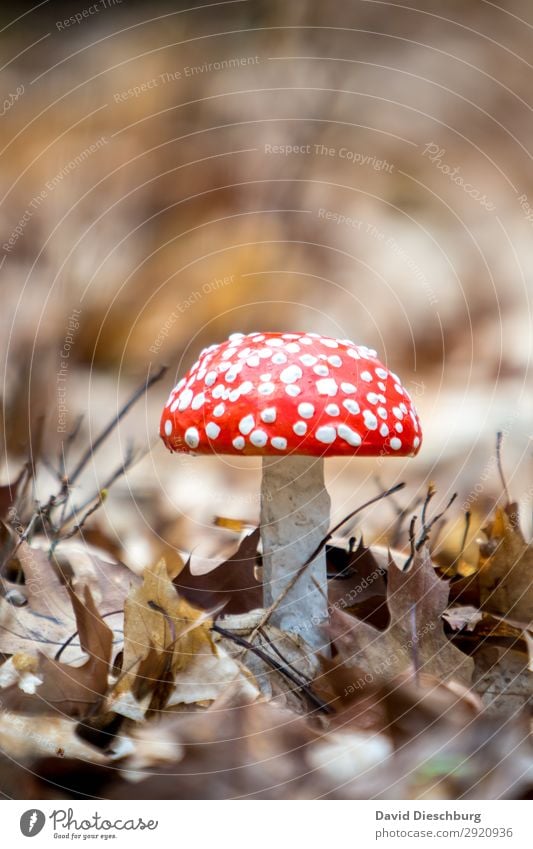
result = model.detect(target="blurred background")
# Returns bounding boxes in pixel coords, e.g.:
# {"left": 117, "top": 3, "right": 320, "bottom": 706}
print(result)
{"left": 1, "top": 0, "right": 533, "bottom": 568}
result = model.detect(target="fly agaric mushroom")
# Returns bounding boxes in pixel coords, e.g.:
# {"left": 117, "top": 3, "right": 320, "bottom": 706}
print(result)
{"left": 160, "top": 332, "right": 422, "bottom": 650}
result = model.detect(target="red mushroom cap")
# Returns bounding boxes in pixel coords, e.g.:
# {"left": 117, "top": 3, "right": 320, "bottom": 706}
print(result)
{"left": 160, "top": 332, "right": 422, "bottom": 457}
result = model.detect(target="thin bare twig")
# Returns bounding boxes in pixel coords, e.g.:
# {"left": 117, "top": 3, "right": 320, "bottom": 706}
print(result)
{"left": 212, "top": 623, "right": 331, "bottom": 714}
{"left": 68, "top": 364, "right": 167, "bottom": 486}
{"left": 417, "top": 491, "right": 457, "bottom": 550}
{"left": 496, "top": 431, "right": 511, "bottom": 505}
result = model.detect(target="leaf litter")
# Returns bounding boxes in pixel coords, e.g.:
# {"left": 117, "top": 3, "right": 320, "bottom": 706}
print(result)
{"left": 0, "top": 434, "right": 532, "bottom": 799}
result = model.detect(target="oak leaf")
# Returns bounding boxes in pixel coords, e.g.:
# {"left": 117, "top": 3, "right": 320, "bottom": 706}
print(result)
{"left": 329, "top": 545, "right": 474, "bottom": 686}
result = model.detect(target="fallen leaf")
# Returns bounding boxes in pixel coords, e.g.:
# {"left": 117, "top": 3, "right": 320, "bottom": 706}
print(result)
{"left": 0, "top": 541, "right": 135, "bottom": 659}
{"left": 478, "top": 507, "right": 533, "bottom": 625}
{"left": 0, "top": 585, "right": 112, "bottom": 716}
{"left": 0, "top": 473, "right": 22, "bottom": 522}
{"left": 174, "top": 528, "right": 262, "bottom": 614}
{"left": 328, "top": 546, "right": 474, "bottom": 686}
{"left": 327, "top": 538, "right": 389, "bottom": 628}
{"left": 443, "top": 605, "right": 483, "bottom": 632}
{"left": 111, "top": 558, "right": 215, "bottom": 714}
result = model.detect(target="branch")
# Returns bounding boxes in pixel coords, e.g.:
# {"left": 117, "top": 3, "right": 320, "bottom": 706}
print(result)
{"left": 68, "top": 364, "right": 167, "bottom": 486}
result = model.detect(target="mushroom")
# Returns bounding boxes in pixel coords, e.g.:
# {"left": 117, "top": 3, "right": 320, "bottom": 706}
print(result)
{"left": 160, "top": 332, "right": 422, "bottom": 651}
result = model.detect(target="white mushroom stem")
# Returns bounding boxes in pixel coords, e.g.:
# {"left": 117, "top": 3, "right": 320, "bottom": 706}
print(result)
{"left": 260, "top": 455, "right": 330, "bottom": 651}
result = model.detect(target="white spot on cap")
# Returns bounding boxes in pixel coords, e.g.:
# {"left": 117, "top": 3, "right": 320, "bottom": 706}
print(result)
{"left": 360, "top": 371, "right": 373, "bottom": 382}
{"left": 285, "top": 342, "right": 300, "bottom": 353}
{"left": 298, "top": 402, "right": 315, "bottom": 418}
{"left": 213, "top": 403, "right": 225, "bottom": 417}
{"left": 178, "top": 389, "right": 193, "bottom": 411}
{"left": 316, "top": 378, "right": 338, "bottom": 396}
{"left": 377, "top": 381, "right": 386, "bottom": 391}
{"left": 191, "top": 392, "right": 205, "bottom": 410}
{"left": 300, "top": 354, "right": 318, "bottom": 366}
{"left": 300, "top": 337, "right": 313, "bottom": 345}
{"left": 271, "top": 436, "right": 287, "bottom": 450}
{"left": 375, "top": 367, "right": 388, "bottom": 379}
{"left": 239, "top": 381, "right": 254, "bottom": 395}
{"left": 413, "top": 436, "right": 420, "bottom": 449}
{"left": 250, "top": 429, "right": 268, "bottom": 447}
{"left": 258, "top": 348, "right": 273, "bottom": 359}
{"left": 265, "top": 338, "right": 284, "bottom": 347}
{"left": 395, "top": 422, "right": 403, "bottom": 433}
{"left": 338, "top": 424, "right": 362, "bottom": 447}
{"left": 239, "top": 414, "right": 255, "bottom": 435}
{"left": 246, "top": 355, "right": 260, "bottom": 367}
{"left": 320, "top": 338, "right": 339, "bottom": 348}
{"left": 237, "top": 347, "right": 252, "bottom": 359}
{"left": 258, "top": 382, "right": 275, "bottom": 395}
{"left": 285, "top": 384, "right": 301, "bottom": 396}
{"left": 293, "top": 421, "right": 307, "bottom": 436}
{"left": 206, "top": 422, "right": 221, "bottom": 439}
{"left": 379, "top": 423, "right": 389, "bottom": 437}
{"left": 229, "top": 332, "right": 245, "bottom": 342}
{"left": 316, "top": 425, "right": 337, "bottom": 443}
{"left": 261, "top": 407, "right": 277, "bottom": 423}
{"left": 343, "top": 399, "right": 360, "bottom": 415}
{"left": 346, "top": 348, "right": 360, "bottom": 359}
{"left": 394, "top": 384, "right": 404, "bottom": 395}
{"left": 164, "top": 420, "right": 172, "bottom": 436}
{"left": 280, "top": 364, "right": 302, "bottom": 384}
{"left": 390, "top": 437, "right": 402, "bottom": 450}
{"left": 392, "top": 407, "right": 403, "bottom": 419}
{"left": 229, "top": 388, "right": 241, "bottom": 402}
{"left": 328, "top": 355, "right": 342, "bottom": 367}
{"left": 272, "top": 352, "right": 288, "bottom": 365}
{"left": 326, "top": 403, "right": 340, "bottom": 416}
{"left": 232, "top": 436, "right": 245, "bottom": 450}
{"left": 313, "top": 364, "right": 329, "bottom": 377}
{"left": 185, "top": 427, "right": 200, "bottom": 448}
{"left": 363, "top": 410, "right": 378, "bottom": 430}
{"left": 366, "top": 392, "right": 379, "bottom": 405}
{"left": 212, "top": 384, "right": 225, "bottom": 399}
{"left": 377, "top": 407, "right": 388, "bottom": 419}
{"left": 399, "top": 403, "right": 408, "bottom": 414}
{"left": 341, "top": 382, "right": 356, "bottom": 394}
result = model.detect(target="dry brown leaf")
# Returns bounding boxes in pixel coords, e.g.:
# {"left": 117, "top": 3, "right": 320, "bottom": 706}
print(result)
{"left": 0, "top": 712, "right": 110, "bottom": 763}
{"left": 0, "top": 585, "right": 112, "bottom": 717}
{"left": 111, "top": 558, "right": 215, "bottom": 714}
{"left": 442, "top": 605, "right": 484, "bottom": 632}
{"left": 478, "top": 507, "right": 533, "bottom": 625}
{"left": 174, "top": 528, "right": 262, "bottom": 615}
{"left": 0, "top": 541, "right": 136, "bottom": 659}
{"left": 0, "top": 473, "right": 22, "bottom": 522}
{"left": 329, "top": 545, "right": 474, "bottom": 687}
